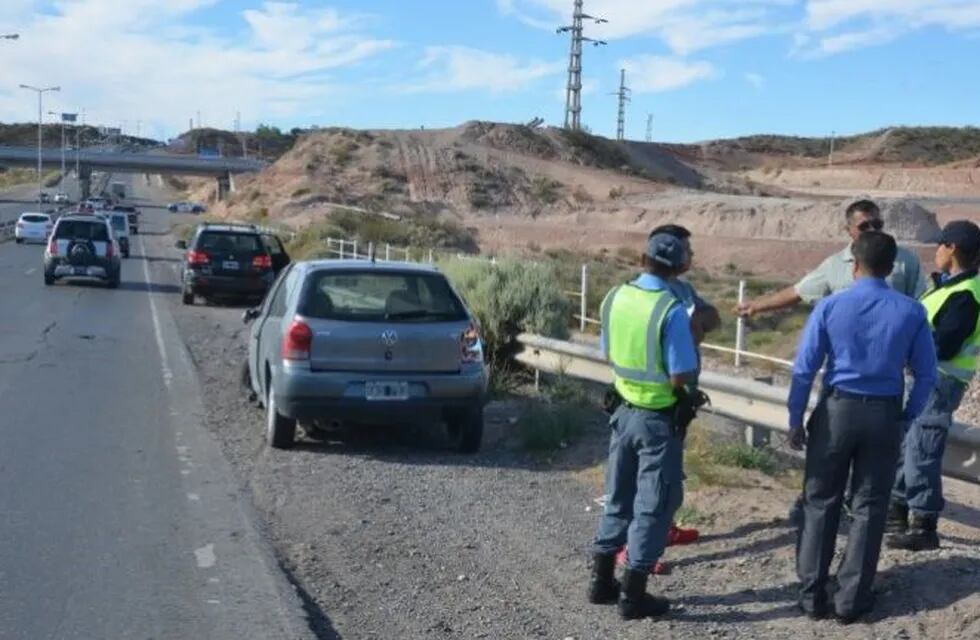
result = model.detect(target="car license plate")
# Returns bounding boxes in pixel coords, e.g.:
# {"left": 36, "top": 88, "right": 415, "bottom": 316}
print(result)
{"left": 365, "top": 381, "right": 409, "bottom": 401}
{"left": 74, "top": 267, "right": 87, "bottom": 275}
{"left": 222, "top": 260, "right": 239, "bottom": 270}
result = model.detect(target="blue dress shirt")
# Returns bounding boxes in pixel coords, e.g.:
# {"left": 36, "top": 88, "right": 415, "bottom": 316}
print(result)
{"left": 601, "top": 274, "right": 699, "bottom": 376}
{"left": 788, "top": 277, "right": 937, "bottom": 428}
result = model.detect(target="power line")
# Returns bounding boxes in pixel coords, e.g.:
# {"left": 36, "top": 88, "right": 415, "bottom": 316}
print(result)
{"left": 557, "top": 0, "right": 607, "bottom": 131}
{"left": 610, "top": 68, "right": 631, "bottom": 141}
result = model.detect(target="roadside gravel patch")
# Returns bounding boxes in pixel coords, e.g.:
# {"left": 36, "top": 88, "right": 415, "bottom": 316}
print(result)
{"left": 155, "top": 244, "right": 980, "bottom": 639}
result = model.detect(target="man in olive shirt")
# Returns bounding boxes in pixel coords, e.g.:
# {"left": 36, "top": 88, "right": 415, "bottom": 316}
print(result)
{"left": 737, "top": 200, "right": 926, "bottom": 317}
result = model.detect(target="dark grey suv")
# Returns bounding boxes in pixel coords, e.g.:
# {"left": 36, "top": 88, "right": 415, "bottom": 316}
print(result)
{"left": 243, "top": 260, "right": 488, "bottom": 452}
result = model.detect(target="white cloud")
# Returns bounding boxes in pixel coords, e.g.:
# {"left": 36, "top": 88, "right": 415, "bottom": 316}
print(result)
{"left": 799, "top": 1, "right": 980, "bottom": 56}
{"left": 0, "top": 1, "right": 395, "bottom": 139}
{"left": 621, "top": 55, "right": 717, "bottom": 93}
{"left": 744, "top": 72, "right": 766, "bottom": 88}
{"left": 502, "top": 1, "right": 795, "bottom": 54}
{"left": 403, "top": 46, "right": 564, "bottom": 94}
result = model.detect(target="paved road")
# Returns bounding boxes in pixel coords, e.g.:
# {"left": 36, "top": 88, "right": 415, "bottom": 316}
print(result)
{"left": 0, "top": 174, "right": 308, "bottom": 639}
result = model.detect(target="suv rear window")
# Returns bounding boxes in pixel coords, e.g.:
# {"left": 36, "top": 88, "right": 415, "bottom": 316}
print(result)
{"left": 197, "top": 232, "right": 261, "bottom": 253}
{"left": 55, "top": 220, "right": 109, "bottom": 241}
{"left": 301, "top": 270, "right": 467, "bottom": 322}
{"left": 22, "top": 215, "right": 49, "bottom": 223}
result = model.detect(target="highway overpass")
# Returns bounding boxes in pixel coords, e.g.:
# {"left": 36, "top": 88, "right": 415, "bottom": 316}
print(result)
{"left": 0, "top": 146, "right": 265, "bottom": 199}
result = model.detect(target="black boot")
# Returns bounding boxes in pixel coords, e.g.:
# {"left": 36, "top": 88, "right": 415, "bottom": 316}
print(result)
{"left": 619, "top": 568, "right": 670, "bottom": 620}
{"left": 587, "top": 553, "right": 620, "bottom": 605}
{"left": 884, "top": 501, "right": 909, "bottom": 534}
{"left": 887, "top": 514, "right": 939, "bottom": 551}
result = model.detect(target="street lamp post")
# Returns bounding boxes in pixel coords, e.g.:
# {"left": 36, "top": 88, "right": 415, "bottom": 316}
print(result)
{"left": 19, "top": 84, "right": 61, "bottom": 204}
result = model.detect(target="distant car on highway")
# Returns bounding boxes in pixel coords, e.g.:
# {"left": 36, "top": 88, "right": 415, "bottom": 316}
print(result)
{"left": 112, "top": 205, "right": 140, "bottom": 234}
{"left": 241, "top": 260, "right": 488, "bottom": 451}
{"left": 14, "top": 212, "right": 53, "bottom": 244}
{"left": 38, "top": 192, "right": 51, "bottom": 204}
{"left": 44, "top": 214, "right": 121, "bottom": 288}
{"left": 53, "top": 192, "right": 70, "bottom": 205}
{"left": 175, "top": 223, "right": 290, "bottom": 305}
{"left": 107, "top": 212, "right": 131, "bottom": 258}
{"left": 168, "top": 201, "right": 207, "bottom": 214}
{"left": 82, "top": 197, "right": 109, "bottom": 210}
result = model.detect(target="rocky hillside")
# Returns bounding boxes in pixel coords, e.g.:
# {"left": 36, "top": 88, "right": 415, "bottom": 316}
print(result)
{"left": 667, "top": 126, "right": 980, "bottom": 170}
{"left": 211, "top": 121, "right": 703, "bottom": 224}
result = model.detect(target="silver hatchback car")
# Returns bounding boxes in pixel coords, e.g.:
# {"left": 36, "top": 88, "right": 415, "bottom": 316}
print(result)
{"left": 244, "top": 260, "right": 488, "bottom": 452}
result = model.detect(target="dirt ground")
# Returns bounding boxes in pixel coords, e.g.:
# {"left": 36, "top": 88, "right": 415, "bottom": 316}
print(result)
{"left": 141, "top": 223, "right": 980, "bottom": 640}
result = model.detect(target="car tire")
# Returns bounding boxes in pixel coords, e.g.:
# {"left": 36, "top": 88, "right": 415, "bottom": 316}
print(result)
{"left": 107, "top": 272, "right": 120, "bottom": 289}
{"left": 446, "top": 406, "right": 484, "bottom": 454}
{"left": 123, "top": 249, "right": 130, "bottom": 259}
{"left": 44, "top": 271, "right": 54, "bottom": 286}
{"left": 266, "top": 385, "right": 296, "bottom": 449}
{"left": 182, "top": 288, "right": 194, "bottom": 305}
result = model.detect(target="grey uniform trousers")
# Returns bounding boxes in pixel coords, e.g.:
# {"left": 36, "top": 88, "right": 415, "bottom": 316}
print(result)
{"left": 797, "top": 392, "right": 902, "bottom": 617}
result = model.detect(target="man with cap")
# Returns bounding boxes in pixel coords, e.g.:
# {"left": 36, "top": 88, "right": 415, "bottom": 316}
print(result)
{"left": 587, "top": 232, "right": 699, "bottom": 620}
{"left": 887, "top": 220, "right": 980, "bottom": 551}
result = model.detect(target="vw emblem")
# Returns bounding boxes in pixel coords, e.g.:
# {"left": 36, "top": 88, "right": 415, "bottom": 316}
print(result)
{"left": 380, "top": 330, "right": 398, "bottom": 347}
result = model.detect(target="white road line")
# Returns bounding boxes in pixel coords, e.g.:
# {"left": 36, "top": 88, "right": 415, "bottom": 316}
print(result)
{"left": 24, "top": 268, "right": 35, "bottom": 275}
{"left": 194, "top": 544, "right": 216, "bottom": 569}
{"left": 139, "top": 234, "right": 174, "bottom": 388}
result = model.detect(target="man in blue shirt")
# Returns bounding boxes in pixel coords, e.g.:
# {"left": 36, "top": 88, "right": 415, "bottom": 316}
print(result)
{"left": 588, "top": 233, "right": 699, "bottom": 620}
{"left": 788, "top": 231, "right": 936, "bottom": 624}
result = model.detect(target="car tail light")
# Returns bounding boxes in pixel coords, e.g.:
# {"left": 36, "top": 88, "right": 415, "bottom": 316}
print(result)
{"left": 281, "top": 319, "right": 313, "bottom": 361}
{"left": 460, "top": 323, "right": 483, "bottom": 364}
{"left": 187, "top": 250, "right": 210, "bottom": 265}
{"left": 16, "top": 222, "right": 23, "bottom": 229}
{"left": 47, "top": 237, "right": 57, "bottom": 255}
{"left": 105, "top": 240, "right": 114, "bottom": 259}
{"left": 252, "top": 254, "right": 273, "bottom": 269}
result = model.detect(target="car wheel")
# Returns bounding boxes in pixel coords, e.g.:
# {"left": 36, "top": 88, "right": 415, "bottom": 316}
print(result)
{"left": 107, "top": 273, "right": 120, "bottom": 289}
{"left": 182, "top": 288, "right": 194, "bottom": 305}
{"left": 44, "top": 271, "right": 54, "bottom": 286}
{"left": 266, "top": 384, "right": 296, "bottom": 449}
{"left": 123, "top": 249, "right": 130, "bottom": 258}
{"left": 15, "top": 238, "right": 23, "bottom": 244}
{"left": 446, "top": 406, "right": 484, "bottom": 454}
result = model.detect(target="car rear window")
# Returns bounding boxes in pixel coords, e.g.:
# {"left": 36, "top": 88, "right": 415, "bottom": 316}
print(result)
{"left": 110, "top": 216, "right": 127, "bottom": 230}
{"left": 22, "top": 215, "right": 49, "bottom": 223}
{"left": 55, "top": 220, "right": 109, "bottom": 241}
{"left": 301, "top": 270, "right": 467, "bottom": 322}
{"left": 197, "top": 232, "right": 262, "bottom": 253}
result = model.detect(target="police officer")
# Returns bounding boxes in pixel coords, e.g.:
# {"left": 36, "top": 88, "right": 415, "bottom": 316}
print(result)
{"left": 887, "top": 220, "right": 980, "bottom": 551}
{"left": 587, "top": 233, "right": 699, "bottom": 620}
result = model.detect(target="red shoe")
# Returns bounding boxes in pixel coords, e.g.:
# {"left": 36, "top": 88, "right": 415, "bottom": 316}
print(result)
{"left": 667, "top": 522, "right": 699, "bottom": 546}
{"left": 615, "top": 547, "right": 669, "bottom": 575}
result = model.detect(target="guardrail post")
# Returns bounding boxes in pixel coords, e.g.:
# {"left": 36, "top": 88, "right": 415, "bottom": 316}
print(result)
{"left": 735, "top": 280, "right": 746, "bottom": 368}
{"left": 352, "top": 239, "right": 358, "bottom": 260}
{"left": 580, "top": 264, "right": 588, "bottom": 333}
{"left": 428, "top": 248, "right": 434, "bottom": 263}
{"left": 368, "top": 241, "right": 374, "bottom": 260}
{"left": 385, "top": 243, "right": 390, "bottom": 261}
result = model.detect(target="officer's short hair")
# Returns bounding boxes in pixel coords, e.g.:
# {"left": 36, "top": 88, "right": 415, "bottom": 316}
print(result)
{"left": 648, "top": 224, "right": 691, "bottom": 240}
{"left": 845, "top": 199, "right": 880, "bottom": 223}
{"left": 852, "top": 231, "right": 896, "bottom": 278}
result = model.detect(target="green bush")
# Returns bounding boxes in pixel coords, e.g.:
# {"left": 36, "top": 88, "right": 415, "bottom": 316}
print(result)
{"left": 712, "top": 443, "right": 778, "bottom": 475}
{"left": 517, "top": 376, "right": 593, "bottom": 450}
{"left": 530, "top": 176, "right": 562, "bottom": 204}
{"left": 438, "top": 259, "right": 571, "bottom": 364}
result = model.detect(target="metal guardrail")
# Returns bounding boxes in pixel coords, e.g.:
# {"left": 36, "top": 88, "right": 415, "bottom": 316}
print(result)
{"left": 0, "top": 219, "right": 15, "bottom": 242}
{"left": 514, "top": 333, "right": 980, "bottom": 486}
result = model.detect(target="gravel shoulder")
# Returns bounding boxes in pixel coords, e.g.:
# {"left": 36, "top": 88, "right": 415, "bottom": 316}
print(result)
{"left": 144, "top": 227, "right": 980, "bottom": 640}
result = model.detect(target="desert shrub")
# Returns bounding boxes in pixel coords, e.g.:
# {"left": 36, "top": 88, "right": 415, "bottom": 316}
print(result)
{"left": 530, "top": 176, "right": 562, "bottom": 204}
{"left": 328, "top": 140, "right": 359, "bottom": 166}
{"left": 291, "top": 187, "right": 311, "bottom": 198}
{"left": 517, "top": 376, "right": 593, "bottom": 450}
{"left": 559, "top": 128, "right": 632, "bottom": 169}
{"left": 572, "top": 185, "right": 593, "bottom": 203}
{"left": 438, "top": 259, "right": 571, "bottom": 365}
{"left": 608, "top": 185, "right": 625, "bottom": 200}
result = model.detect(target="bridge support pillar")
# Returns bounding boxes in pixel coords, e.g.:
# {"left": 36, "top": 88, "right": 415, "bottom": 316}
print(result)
{"left": 78, "top": 165, "right": 92, "bottom": 200}
{"left": 216, "top": 172, "right": 233, "bottom": 201}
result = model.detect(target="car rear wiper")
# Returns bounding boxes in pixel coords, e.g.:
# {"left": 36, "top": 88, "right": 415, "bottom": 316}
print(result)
{"left": 385, "top": 310, "right": 457, "bottom": 320}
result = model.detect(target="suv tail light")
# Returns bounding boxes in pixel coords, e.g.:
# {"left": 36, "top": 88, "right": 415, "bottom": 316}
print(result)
{"left": 252, "top": 254, "right": 273, "bottom": 269}
{"left": 187, "top": 250, "right": 210, "bottom": 265}
{"left": 460, "top": 324, "right": 483, "bottom": 364}
{"left": 47, "top": 237, "right": 58, "bottom": 255}
{"left": 105, "top": 239, "right": 114, "bottom": 259}
{"left": 281, "top": 319, "right": 313, "bottom": 361}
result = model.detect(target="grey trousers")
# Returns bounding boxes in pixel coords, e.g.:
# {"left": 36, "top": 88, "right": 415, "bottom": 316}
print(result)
{"left": 796, "top": 393, "right": 902, "bottom": 616}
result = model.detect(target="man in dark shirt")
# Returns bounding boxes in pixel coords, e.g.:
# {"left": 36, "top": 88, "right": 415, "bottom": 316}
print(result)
{"left": 887, "top": 220, "right": 980, "bottom": 551}
{"left": 788, "top": 231, "right": 937, "bottom": 624}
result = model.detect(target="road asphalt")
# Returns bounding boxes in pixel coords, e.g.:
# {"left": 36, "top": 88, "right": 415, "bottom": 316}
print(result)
{"left": 0, "top": 174, "right": 310, "bottom": 639}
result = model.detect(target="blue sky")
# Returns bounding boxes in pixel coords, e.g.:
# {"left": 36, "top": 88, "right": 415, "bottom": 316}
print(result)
{"left": 0, "top": 1, "right": 978, "bottom": 142}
